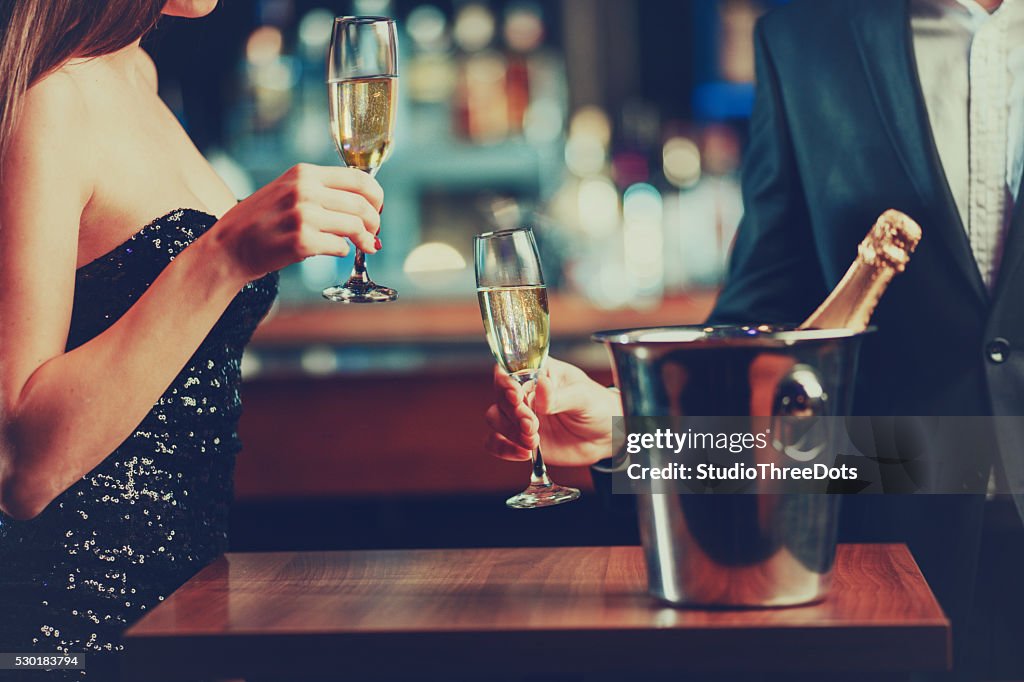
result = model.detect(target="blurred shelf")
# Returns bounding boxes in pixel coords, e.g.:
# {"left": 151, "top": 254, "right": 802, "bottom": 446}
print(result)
{"left": 384, "top": 137, "right": 556, "bottom": 188}
{"left": 252, "top": 290, "right": 720, "bottom": 347}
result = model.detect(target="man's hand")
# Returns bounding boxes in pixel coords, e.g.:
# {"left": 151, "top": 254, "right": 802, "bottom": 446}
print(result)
{"left": 484, "top": 358, "right": 622, "bottom": 467}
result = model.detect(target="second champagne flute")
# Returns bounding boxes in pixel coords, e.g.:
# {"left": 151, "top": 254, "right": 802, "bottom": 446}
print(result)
{"left": 475, "top": 227, "right": 581, "bottom": 509}
{"left": 323, "top": 15, "right": 399, "bottom": 303}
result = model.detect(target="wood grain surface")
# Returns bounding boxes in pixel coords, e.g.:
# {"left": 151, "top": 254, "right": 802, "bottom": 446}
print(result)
{"left": 123, "top": 544, "right": 949, "bottom": 681}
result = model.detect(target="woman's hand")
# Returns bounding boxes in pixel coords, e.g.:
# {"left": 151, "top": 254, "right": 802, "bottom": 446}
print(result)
{"left": 210, "top": 163, "right": 384, "bottom": 282}
{"left": 484, "top": 358, "right": 622, "bottom": 467}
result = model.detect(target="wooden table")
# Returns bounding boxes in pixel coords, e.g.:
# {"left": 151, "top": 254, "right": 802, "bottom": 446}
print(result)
{"left": 123, "top": 544, "right": 949, "bottom": 681}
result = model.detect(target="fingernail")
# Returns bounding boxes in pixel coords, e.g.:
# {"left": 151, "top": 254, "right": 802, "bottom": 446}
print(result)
{"left": 374, "top": 236, "right": 383, "bottom": 251}
{"left": 379, "top": 201, "right": 385, "bottom": 215}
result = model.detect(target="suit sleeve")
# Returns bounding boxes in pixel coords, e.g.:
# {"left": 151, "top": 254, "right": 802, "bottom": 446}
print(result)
{"left": 708, "top": 19, "right": 828, "bottom": 325}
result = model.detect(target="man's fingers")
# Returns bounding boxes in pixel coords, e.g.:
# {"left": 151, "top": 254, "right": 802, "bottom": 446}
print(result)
{"left": 493, "top": 366, "right": 531, "bottom": 420}
{"left": 485, "top": 432, "right": 534, "bottom": 462}
{"left": 496, "top": 384, "right": 537, "bottom": 427}
{"left": 533, "top": 372, "right": 556, "bottom": 415}
{"left": 486, "top": 404, "right": 537, "bottom": 449}
{"left": 493, "top": 365, "right": 522, "bottom": 393}
{"left": 535, "top": 370, "right": 601, "bottom": 420}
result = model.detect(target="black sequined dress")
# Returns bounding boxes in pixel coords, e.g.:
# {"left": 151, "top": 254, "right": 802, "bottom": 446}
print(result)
{"left": 0, "top": 209, "right": 278, "bottom": 679}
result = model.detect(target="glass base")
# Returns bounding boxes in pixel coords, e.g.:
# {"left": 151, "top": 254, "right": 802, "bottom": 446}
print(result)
{"left": 506, "top": 482, "right": 581, "bottom": 509}
{"left": 322, "top": 279, "right": 398, "bottom": 303}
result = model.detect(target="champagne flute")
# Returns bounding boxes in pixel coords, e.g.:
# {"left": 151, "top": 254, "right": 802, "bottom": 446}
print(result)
{"left": 475, "top": 228, "right": 582, "bottom": 509}
{"left": 323, "top": 16, "right": 399, "bottom": 303}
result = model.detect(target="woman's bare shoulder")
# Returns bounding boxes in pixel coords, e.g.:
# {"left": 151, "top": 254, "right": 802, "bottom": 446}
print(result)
{"left": 4, "top": 69, "right": 95, "bottom": 207}
{"left": 136, "top": 49, "right": 159, "bottom": 92}
{"left": 20, "top": 69, "right": 89, "bottom": 126}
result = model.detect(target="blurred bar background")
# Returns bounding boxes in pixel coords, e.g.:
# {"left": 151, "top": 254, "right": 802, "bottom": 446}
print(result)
{"left": 143, "top": 0, "right": 789, "bottom": 551}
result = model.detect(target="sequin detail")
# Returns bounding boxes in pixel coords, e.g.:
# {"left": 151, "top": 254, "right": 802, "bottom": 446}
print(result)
{"left": 0, "top": 209, "right": 278, "bottom": 679}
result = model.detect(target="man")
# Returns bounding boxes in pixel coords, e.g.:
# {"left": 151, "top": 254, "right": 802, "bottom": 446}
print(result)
{"left": 486, "top": 0, "right": 1024, "bottom": 679}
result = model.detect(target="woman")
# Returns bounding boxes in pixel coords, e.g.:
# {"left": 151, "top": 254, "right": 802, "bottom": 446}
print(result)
{"left": 0, "top": 0, "right": 383, "bottom": 677}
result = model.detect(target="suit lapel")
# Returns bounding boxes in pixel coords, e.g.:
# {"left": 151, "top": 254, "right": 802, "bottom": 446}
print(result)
{"left": 851, "top": 0, "right": 988, "bottom": 306}
{"left": 991, "top": 173, "right": 1024, "bottom": 302}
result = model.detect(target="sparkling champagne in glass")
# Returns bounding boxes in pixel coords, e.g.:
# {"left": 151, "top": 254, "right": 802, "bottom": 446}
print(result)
{"left": 323, "top": 16, "right": 399, "bottom": 304}
{"left": 475, "top": 228, "right": 581, "bottom": 509}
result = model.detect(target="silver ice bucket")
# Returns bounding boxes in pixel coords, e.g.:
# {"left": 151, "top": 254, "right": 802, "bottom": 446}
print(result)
{"left": 593, "top": 325, "right": 870, "bottom": 607}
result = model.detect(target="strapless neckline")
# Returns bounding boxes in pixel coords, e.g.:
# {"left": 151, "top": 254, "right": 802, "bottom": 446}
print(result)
{"left": 77, "top": 208, "right": 217, "bottom": 272}
{"left": 3, "top": 204, "right": 278, "bottom": 674}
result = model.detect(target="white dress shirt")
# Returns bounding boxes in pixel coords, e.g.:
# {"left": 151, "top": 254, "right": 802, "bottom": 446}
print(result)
{"left": 911, "top": 0, "right": 1024, "bottom": 289}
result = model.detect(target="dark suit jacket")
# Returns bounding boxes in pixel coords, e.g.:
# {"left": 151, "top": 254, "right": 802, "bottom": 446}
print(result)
{"left": 708, "top": 0, "right": 1024, "bottom": 503}
{"left": 687, "top": 4, "right": 1024, "bottom": 661}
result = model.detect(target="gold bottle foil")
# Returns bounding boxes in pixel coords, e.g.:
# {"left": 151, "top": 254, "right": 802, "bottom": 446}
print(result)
{"left": 800, "top": 209, "right": 922, "bottom": 332}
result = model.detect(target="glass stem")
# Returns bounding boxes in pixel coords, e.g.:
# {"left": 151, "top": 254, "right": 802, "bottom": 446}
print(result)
{"left": 350, "top": 250, "right": 369, "bottom": 279}
{"left": 348, "top": 166, "right": 379, "bottom": 282}
{"left": 516, "top": 373, "right": 553, "bottom": 487}
{"left": 531, "top": 446, "right": 553, "bottom": 487}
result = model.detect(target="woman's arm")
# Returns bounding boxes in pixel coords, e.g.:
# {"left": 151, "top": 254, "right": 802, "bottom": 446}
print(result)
{"left": 0, "top": 77, "right": 382, "bottom": 520}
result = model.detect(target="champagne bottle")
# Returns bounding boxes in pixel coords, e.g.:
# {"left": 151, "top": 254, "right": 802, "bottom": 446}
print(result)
{"left": 799, "top": 209, "right": 922, "bottom": 332}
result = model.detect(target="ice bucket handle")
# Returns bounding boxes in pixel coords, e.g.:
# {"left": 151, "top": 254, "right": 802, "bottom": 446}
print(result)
{"left": 770, "top": 363, "right": 831, "bottom": 463}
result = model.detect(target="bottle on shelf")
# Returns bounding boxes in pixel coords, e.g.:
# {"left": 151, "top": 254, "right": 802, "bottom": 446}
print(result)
{"left": 453, "top": 3, "right": 510, "bottom": 143}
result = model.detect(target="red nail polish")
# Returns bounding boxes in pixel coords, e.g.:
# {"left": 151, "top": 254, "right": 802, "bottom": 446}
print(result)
{"left": 379, "top": 201, "right": 385, "bottom": 215}
{"left": 374, "top": 236, "right": 383, "bottom": 251}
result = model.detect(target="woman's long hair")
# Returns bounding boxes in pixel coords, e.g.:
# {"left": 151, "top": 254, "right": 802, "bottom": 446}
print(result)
{"left": 0, "top": 0, "right": 166, "bottom": 161}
